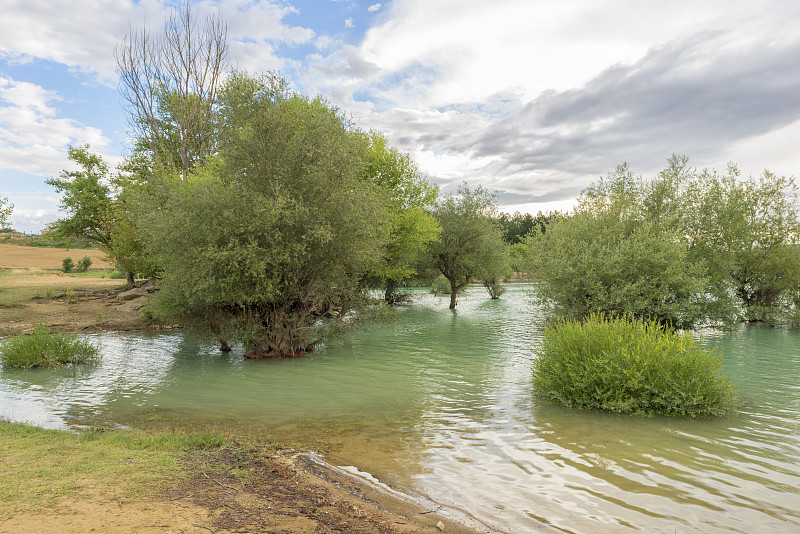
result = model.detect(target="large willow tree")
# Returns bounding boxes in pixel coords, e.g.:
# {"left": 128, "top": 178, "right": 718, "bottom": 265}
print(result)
{"left": 144, "top": 75, "right": 390, "bottom": 358}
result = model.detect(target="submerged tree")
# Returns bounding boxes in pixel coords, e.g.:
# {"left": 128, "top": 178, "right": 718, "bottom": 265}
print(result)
{"left": 143, "top": 79, "right": 391, "bottom": 358}
{"left": 361, "top": 131, "right": 440, "bottom": 303}
{"left": 688, "top": 165, "right": 800, "bottom": 322}
{"left": 425, "top": 184, "right": 507, "bottom": 309}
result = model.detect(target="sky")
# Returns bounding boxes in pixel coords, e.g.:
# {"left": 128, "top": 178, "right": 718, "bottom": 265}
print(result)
{"left": 1, "top": 0, "right": 799, "bottom": 233}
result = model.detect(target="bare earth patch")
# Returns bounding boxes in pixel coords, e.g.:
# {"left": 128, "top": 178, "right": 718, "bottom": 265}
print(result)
{"left": 1, "top": 449, "right": 482, "bottom": 534}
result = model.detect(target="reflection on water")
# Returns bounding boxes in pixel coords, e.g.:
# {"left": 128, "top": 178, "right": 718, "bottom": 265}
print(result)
{"left": 2, "top": 285, "right": 799, "bottom": 533}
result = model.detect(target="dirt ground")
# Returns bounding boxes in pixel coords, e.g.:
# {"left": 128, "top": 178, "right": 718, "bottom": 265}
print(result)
{"left": 0, "top": 245, "right": 489, "bottom": 534}
{"left": 1, "top": 449, "right": 481, "bottom": 534}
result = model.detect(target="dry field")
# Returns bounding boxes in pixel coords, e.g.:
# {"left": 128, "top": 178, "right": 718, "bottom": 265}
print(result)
{"left": 0, "top": 244, "right": 142, "bottom": 335}
{"left": 0, "top": 243, "right": 113, "bottom": 270}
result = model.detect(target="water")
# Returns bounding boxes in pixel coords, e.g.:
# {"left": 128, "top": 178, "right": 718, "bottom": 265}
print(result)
{"left": 2, "top": 285, "right": 799, "bottom": 533}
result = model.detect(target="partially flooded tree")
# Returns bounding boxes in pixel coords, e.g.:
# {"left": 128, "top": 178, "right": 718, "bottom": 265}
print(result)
{"left": 425, "top": 184, "right": 507, "bottom": 309}
{"left": 115, "top": 0, "right": 229, "bottom": 175}
{"left": 143, "top": 77, "right": 390, "bottom": 358}
{"left": 361, "top": 131, "right": 440, "bottom": 303}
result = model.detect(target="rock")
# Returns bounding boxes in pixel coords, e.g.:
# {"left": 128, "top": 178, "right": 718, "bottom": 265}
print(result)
{"left": 118, "top": 287, "right": 150, "bottom": 301}
{"left": 116, "top": 295, "right": 148, "bottom": 311}
{"left": 136, "top": 278, "right": 158, "bottom": 290}
{"left": 437, "top": 520, "right": 445, "bottom": 531}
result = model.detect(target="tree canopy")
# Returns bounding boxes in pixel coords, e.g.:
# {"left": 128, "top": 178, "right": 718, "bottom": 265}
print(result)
{"left": 0, "top": 196, "right": 12, "bottom": 230}
{"left": 425, "top": 183, "right": 508, "bottom": 309}
{"left": 530, "top": 156, "right": 800, "bottom": 327}
{"left": 361, "top": 131, "right": 440, "bottom": 302}
{"left": 143, "top": 81, "right": 391, "bottom": 357}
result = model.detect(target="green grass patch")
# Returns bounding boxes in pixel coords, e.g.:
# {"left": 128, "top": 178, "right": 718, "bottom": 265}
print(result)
{"left": 0, "top": 420, "right": 229, "bottom": 514}
{"left": 532, "top": 314, "right": 738, "bottom": 417}
{"left": 0, "top": 325, "right": 100, "bottom": 369}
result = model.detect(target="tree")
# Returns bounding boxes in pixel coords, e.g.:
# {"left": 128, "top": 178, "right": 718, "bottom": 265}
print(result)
{"left": 529, "top": 163, "right": 726, "bottom": 328}
{"left": 46, "top": 146, "right": 153, "bottom": 287}
{"left": 0, "top": 196, "right": 12, "bottom": 230}
{"left": 115, "top": 0, "right": 229, "bottom": 175}
{"left": 425, "top": 184, "right": 507, "bottom": 309}
{"left": 46, "top": 146, "right": 114, "bottom": 249}
{"left": 361, "top": 131, "right": 440, "bottom": 303}
{"left": 688, "top": 165, "right": 800, "bottom": 322}
{"left": 143, "top": 82, "right": 391, "bottom": 358}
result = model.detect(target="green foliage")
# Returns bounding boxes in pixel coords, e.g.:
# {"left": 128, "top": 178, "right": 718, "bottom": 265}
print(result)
{"left": 46, "top": 146, "right": 114, "bottom": 249}
{"left": 76, "top": 256, "right": 93, "bottom": 272}
{"left": 686, "top": 165, "right": 800, "bottom": 323}
{"left": 425, "top": 183, "right": 508, "bottom": 308}
{"left": 361, "top": 131, "right": 440, "bottom": 302}
{"left": 0, "top": 196, "right": 12, "bottom": 230}
{"left": 507, "top": 242, "right": 531, "bottom": 274}
{"left": 0, "top": 325, "right": 100, "bottom": 369}
{"left": 497, "top": 211, "right": 560, "bottom": 244}
{"left": 62, "top": 257, "right": 75, "bottom": 273}
{"left": 530, "top": 163, "right": 717, "bottom": 328}
{"left": 143, "top": 80, "right": 390, "bottom": 358}
{"left": 532, "top": 314, "right": 738, "bottom": 417}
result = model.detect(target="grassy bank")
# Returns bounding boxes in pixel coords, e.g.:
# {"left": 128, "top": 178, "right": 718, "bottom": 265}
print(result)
{"left": 0, "top": 420, "right": 228, "bottom": 515}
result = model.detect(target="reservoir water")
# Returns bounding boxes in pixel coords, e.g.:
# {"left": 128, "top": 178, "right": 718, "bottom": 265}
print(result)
{"left": 2, "top": 285, "right": 799, "bottom": 532}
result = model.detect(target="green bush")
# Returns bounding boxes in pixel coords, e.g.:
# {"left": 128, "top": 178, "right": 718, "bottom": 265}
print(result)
{"left": 76, "top": 256, "right": 93, "bottom": 272}
{"left": 0, "top": 325, "right": 100, "bottom": 369}
{"left": 62, "top": 257, "right": 74, "bottom": 273}
{"left": 532, "top": 314, "right": 737, "bottom": 417}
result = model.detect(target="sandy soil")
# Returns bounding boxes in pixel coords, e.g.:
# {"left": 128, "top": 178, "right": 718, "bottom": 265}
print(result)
{"left": 0, "top": 244, "right": 489, "bottom": 534}
{"left": 1, "top": 451, "right": 481, "bottom": 534}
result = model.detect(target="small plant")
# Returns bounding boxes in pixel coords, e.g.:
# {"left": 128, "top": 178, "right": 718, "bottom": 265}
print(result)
{"left": 65, "top": 287, "right": 77, "bottom": 304}
{"left": 75, "top": 256, "right": 93, "bottom": 273}
{"left": 45, "top": 286, "right": 53, "bottom": 298}
{"left": 62, "top": 257, "right": 74, "bottom": 273}
{"left": 0, "top": 325, "right": 100, "bottom": 369}
{"left": 532, "top": 314, "right": 738, "bottom": 417}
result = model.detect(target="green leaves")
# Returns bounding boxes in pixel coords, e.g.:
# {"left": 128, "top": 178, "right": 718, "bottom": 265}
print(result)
{"left": 143, "top": 82, "right": 392, "bottom": 357}
{"left": 0, "top": 196, "right": 12, "bottom": 230}
{"left": 530, "top": 155, "right": 800, "bottom": 327}
{"left": 532, "top": 314, "right": 738, "bottom": 417}
{"left": 425, "top": 183, "right": 508, "bottom": 308}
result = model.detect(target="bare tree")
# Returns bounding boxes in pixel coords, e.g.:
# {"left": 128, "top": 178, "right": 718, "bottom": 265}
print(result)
{"left": 115, "top": 1, "right": 229, "bottom": 175}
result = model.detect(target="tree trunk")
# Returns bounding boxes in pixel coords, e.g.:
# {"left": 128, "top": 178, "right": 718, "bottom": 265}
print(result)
{"left": 449, "top": 281, "right": 458, "bottom": 309}
{"left": 384, "top": 279, "right": 398, "bottom": 304}
{"left": 125, "top": 270, "right": 135, "bottom": 289}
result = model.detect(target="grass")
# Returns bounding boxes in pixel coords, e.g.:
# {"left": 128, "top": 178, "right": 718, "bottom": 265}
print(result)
{"left": 0, "top": 420, "right": 229, "bottom": 515}
{"left": 0, "top": 325, "right": 100, "bottom": 369}
{"left": 532, "top": 313, "right": 738, "bottom": 417}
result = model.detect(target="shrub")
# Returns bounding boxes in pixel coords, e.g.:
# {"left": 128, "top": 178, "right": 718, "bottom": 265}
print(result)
{"left": 62, "top": 257, "right": 74, "bottom": 273}
{"left": 532, "top": 314, "right": 738, "bottom": 417}
{"left": 0, "top": 325, "right": 100, "bottom": 369}
{"left": 76, "top": 256, "right": 93, "bottom": 272}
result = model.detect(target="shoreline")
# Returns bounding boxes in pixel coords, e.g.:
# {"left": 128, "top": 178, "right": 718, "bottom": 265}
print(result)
{"left": 0, "top": 420, "right": 490, "bottom": 534}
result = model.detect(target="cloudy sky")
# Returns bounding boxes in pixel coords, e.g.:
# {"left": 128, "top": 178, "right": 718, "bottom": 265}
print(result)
{"left": 1, "top": 0, "right": 799, "bottom": 233}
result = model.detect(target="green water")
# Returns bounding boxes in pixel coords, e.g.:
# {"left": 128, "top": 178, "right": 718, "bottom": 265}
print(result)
{"left": 2, "top": 285, "right": 799, "bottom": 533}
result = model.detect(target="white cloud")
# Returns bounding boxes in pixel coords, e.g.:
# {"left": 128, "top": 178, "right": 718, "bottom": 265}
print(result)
{"left": 296, "top": 0, "right": 800, "bottom": 207}
{"left": 0, "top": 77, "right": 110, "bottom": 176}
{"left": 345, "top": 18, "right": 354, "bottom": 28}
{"left": 368, "top": 3, "right": 382, "bottom": 12}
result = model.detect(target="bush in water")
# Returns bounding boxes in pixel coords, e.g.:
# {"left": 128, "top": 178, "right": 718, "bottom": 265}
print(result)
{"left": 532, "top": 314, "right": 738, "bottom": 417}
{"left": 0, "top": 325, "right": 100, "bottom": 369}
